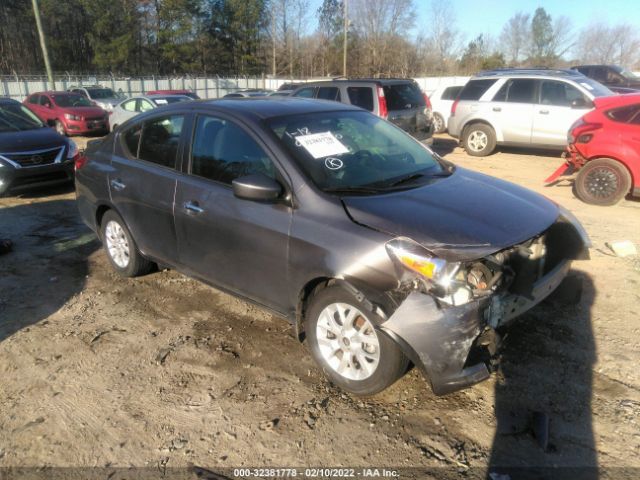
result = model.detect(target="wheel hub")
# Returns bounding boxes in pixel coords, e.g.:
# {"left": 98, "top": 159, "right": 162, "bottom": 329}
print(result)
{"left": 105, "top": 220, "right": 130, "bottom": 268}
{"left": 468, "top": 130, "right": 488, "bottom": 152}
{"left": 586, "top": 167, "right": 618, "bottom": 198}
{"left": 315, "top": 302, "right": 380, "bottom": 381}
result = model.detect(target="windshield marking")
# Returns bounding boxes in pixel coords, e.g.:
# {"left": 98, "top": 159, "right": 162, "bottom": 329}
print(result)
{"left": 295, "top": 131, "right": 350, "bottom": 159}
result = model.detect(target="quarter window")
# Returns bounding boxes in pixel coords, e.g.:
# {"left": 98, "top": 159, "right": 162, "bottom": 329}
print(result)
{"left": 607, "top": 104, "right": 640, "bottom": 124}
{"left": 190, "top": 115, "right": 276, "bottom": 185}
{"left": 347, "top": 87, "right": 374, "bottom": 111}
{"left": 137, "top": 115, "right": 184, "bottom": 168}
{"left": 458, "top": 79, "right": 497, "bottom": 101}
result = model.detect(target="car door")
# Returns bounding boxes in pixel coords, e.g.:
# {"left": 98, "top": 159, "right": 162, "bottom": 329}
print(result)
{"left": 490, "top": 78, "right": 537, "bottom": 143}
{"left": 174, "top": 113, "right": 292, "bottom": 311}
{"left": 109, "top": 113, "right": 188, "bottom": 263}
{"left": 531, "top": 80, "right": 591, "bottom": 146}
{"left": 38, "top": 94, "right": 55, "bottom": 123}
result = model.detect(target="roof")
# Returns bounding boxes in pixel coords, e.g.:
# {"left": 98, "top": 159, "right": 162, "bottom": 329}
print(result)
{"left": 0, "top": 97, "right": 19, "bottom": 104}
{"left": 190, "top": 97, "right": 360, "bottom": 120}
{"left": 474, "top": 68, "right": 584, "bottom": 78}
{"left": 295, "top": 78, "right": 418, "bottom": 86}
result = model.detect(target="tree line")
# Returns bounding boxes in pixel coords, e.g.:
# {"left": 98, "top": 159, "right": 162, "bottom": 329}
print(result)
{"left": 1, "top": 0, "right": 639, "bottom": 77}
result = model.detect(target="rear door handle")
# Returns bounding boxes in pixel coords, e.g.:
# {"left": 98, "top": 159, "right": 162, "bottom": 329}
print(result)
{"left": 492, "top": 107, "right": 502, "bottom": 112}
{"left": 184, "top": 201, "right": 204, "bottom": 215}
{"left": 539, "top": 110, "right": 549, "bottom": 115}
{"left": 110, "top": 179, "right": 126, "bottom": 191}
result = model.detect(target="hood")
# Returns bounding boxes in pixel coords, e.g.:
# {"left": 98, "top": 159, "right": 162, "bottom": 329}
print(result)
{"left": 63, "top": 106, "right": 107, "bottom": 117}
{"left": 342, "top": 168, "right": 559, "bottom": 261}
{"left": 0, "top": 127, "right": 67, "bottom": 153}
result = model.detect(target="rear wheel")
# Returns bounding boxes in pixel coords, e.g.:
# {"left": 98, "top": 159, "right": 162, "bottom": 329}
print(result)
{"left": 574, "top": 158, "right": 631, "bottom": 206}
{"left": 433, "top": 113, "right": 445, "bottom": 133}
{"left": 100, "top": 210, "right": 154, "bottom": 277}
{"left": 304, "top": 284, "right": 408, "bottom": 396}
{"left": 463, "top": 123, "right": 496, "bottom": 156}
{"left": 54, "top": 120, "right": 67, "bottom": 136}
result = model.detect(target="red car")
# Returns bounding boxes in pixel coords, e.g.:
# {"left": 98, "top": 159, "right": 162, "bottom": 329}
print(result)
{"left": 146, "top": 89, "right": 200, "bottom": 99}
{"left": 546, "top": 93, "right": 640, "bottom": 205}
{"left": 23, "top": 91, "right": 109, "bottom": 136}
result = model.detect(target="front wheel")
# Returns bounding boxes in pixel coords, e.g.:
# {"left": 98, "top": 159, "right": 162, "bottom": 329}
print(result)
{"left": 463, "top": 123, "right": 496, "bottom": 157}
{"left": 304, "top": 285, "right": 408, "bottom": 396}
{"left": 574, "top": 158, "right": 631, "bottom": 206}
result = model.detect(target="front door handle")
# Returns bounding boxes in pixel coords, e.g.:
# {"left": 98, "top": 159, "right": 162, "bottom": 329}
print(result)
{"left": 184, "top": 201, "right": 205, "bottom": 215}
{"left": 110, "top": 179, "right": 126, "bottom": 191}
{"left": 539, "top": 109, "right": 550, "bottom": 115}
{"left": 492, "top": 107, "right": 502, "bottom": 112}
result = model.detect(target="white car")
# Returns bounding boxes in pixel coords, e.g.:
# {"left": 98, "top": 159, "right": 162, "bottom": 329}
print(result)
{"left": 429, "top": 85, "right": 464, "bottom": 133}
{"left": 110, "top": 95, "right": 192, "bottom": 131}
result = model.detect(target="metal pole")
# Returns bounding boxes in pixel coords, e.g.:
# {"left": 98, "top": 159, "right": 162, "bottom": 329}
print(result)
{"left": 343, "top": 0, "right": 348, "bottom": 77}
{"left": 31, "top": 0, "right": 56, "bottom": 90}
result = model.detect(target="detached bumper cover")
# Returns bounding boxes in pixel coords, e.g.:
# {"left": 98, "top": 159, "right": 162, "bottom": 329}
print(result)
{"left": 381, "top": 292, "right": 490, "bottom": 396}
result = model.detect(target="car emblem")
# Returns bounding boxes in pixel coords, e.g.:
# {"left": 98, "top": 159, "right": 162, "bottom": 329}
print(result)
{"left": 31, "top": 155, "right": 43, "bottom": 165}
{"left": 325, "top": 157, "right": 343, "bottom": 170}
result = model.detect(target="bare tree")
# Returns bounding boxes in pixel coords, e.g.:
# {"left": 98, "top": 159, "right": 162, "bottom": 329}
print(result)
{"left": 575, "top": 22, "right": 640, "bottom": 68}
{"left": 421, "top": 0, "right": 460, "bottom": 74}
{"left": 499, "top": 12, "right": 530, "bottom": 65}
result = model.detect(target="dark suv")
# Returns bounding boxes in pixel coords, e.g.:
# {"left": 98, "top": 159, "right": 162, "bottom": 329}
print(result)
{"left": 291, "top": 79, "right": 434, "bottom": 144}
{"left": 571, "top": 65, "right": 640, "bottom": 92}
{"left": 75, "top": 97, "right": 589, "bottom": 396}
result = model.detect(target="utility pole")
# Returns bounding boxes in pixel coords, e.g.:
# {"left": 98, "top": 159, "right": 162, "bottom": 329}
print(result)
{"left": 31, "top": 0, "right": 56, "bottom": 90}
{"left": 343, "top": 0, "right": 348, "bottom": 77}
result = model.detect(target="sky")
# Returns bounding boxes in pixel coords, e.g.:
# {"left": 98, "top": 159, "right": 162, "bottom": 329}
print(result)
{"left": 308, "top": 0, "right": 640, "bottom": 55}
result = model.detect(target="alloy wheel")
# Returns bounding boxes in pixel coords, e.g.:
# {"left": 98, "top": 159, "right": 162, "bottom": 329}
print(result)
{"left": 467, "top": 130, "right": 488, "bottom": 152}
{"left": 585, "top": 167, "right": 619, "bottom": 199}
{"left": 105, "top": 220, "right": 130, "bottom": 268}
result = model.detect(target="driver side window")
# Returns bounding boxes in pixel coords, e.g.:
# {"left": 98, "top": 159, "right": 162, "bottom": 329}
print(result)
{"left": 190, "top": 115, "right": 276, "bottom": 185}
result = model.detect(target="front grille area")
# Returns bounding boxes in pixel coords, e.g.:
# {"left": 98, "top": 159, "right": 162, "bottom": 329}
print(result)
{"left": 2, "top": 147, "right": 63, "bottom": 167}
{"left": 86, "top": 116, "right": 106, "bottom": 122}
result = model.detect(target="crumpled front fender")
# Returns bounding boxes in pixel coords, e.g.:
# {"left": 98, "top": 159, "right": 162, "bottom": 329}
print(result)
{"left": 380, "top": 292, "right": 490, "bottom": 395}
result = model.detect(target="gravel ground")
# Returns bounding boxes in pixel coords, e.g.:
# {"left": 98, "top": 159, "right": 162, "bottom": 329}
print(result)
{"left": 0, "top": 134, "right": 639, "bottom": 479}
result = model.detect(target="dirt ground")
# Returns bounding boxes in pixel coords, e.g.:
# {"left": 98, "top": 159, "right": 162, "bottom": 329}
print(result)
{"left": 1, "top": 134, "right": 639, "bottom": 479}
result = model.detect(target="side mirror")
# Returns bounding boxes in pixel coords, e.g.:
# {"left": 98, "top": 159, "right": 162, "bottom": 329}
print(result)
{"left": 571, "top": 98, "right": 594, "bottom": 109}
{"left": 232, "top": 173, "right": 282, "bottom": 202}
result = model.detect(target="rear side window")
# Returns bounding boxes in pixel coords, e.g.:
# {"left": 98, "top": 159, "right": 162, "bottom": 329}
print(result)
{"left": 190, "top": 115, "right": 275, "bottom": 185}
{"left": 383, "top": 83, "right": 425, "bottom": 110}
{"left": 458, "top": 79, "right": 497, "bottom": 101}
{"left": 441, "top": 86, "right": 463, "bottom": 100}
{"left": 493, "top": 79, "right": 537, "bottom": 103}
{"left": 121, "top": 99, "right": 136, "bottom": 112}
{"left": 347, "top": 87, "right": 374, "bottom": 111}
{"left": 317, "top": 87, "right": 341, "bottom": 101}
{"left": 137, "top": 115, "right": 184, "bottom": 168}
{"left": 607, "top": 104, "right": 640, "bottom": 124}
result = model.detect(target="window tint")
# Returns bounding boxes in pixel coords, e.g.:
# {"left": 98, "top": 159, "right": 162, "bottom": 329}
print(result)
{"left": 347, "top": 87, "right": 374, "bottom": 111}
{"left": 317, "top": 87, "right": 341, "bottom": 101}
{"left": 493, "top": 79, "right": 537, "bottom": 103}
{"left": 137, "top": 115, "right": 184, "bottom": 168}
{"left": 190, "top": 115, "right": 275, "bottom": 185}
{"left": 590, "top": 67, "right": 607, "bottom": 82}
{"left": 28, "top": 95, "right": 39, "bottom": 104}
{"left": 458, "top": 79, "right": 497, "bottom": 101}
{"left": 39, "top": 95, "right": 51, "bottom": 107}
{"left": 441, "top": 86, "right": 463, "bottom": 100}
{"left": 123, "top": 124, "right": 142, "bottom": 157}
{"left": 607, "top": 104, "right": 640, "bottom": 124}
{"left": 294, "top": 87, "right": 316, "bottom": 98}
{"left": 540, "top": 81, "right": 586, "bottom": 107}
{"left": 383, "top": 83, "right": 425, "bottom": 110}
{"left": 121, "top": 99, "right": 137, "bottom": 112}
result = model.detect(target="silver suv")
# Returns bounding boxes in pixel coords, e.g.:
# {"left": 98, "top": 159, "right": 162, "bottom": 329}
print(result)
{"left": 447, "top": 69, "right": 613, "bottom": 156}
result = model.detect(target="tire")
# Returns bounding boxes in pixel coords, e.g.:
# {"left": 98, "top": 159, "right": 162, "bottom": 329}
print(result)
{"left": 574, "top": 158, "right": 632, "bottom": 206}
{"left": 462, "top": 123, "right": 496, "bottom": 157}
{"left": 433, "top": 113, "right": 446, "bottom": 134}
{"left": 54, "top": 120, "right": 67, "bottom": 137}
{"left": 100, "top": 210, "right": 154, "bottom": 277}
{"left": 304, "top": 284, "right": 408, "bottom": 396}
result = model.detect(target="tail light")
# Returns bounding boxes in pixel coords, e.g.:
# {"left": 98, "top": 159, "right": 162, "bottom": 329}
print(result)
{"left": 423, "top": 93, "right": 432, "bottom": 111}
{"left": 451, "top": 99, "right": 459, "bottom": 117}
{"left": 74, "top": 152, "right": 87, "bottom": 171}
{"left": 377, "top": 86, "right": 388, "bottom": 119}
{"left": 569, "top": 120, "right": 601, "bottom": 144}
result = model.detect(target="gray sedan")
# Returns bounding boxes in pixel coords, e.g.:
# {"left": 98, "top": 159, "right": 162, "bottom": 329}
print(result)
{"left": 110, "top": 95, "right": 193, "bottom": 131}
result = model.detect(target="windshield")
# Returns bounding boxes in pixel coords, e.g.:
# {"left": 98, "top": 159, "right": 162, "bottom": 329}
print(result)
{"left": 268, "top": 111, "right": 447, "bottom": 193}
{"left": 0, "top": 103, "right": 44, "bottom": 132}
{"left": 53, "top": 94, "right": 93, "bottom": 107}
{"left": 576, "top": 77, "right": 614, "bottom": 97}
{"left": 87, "top": 88, "right": 117, "bottom": 99}
{"left": 383, "top": 83, "right": 425, "bottom": 110}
